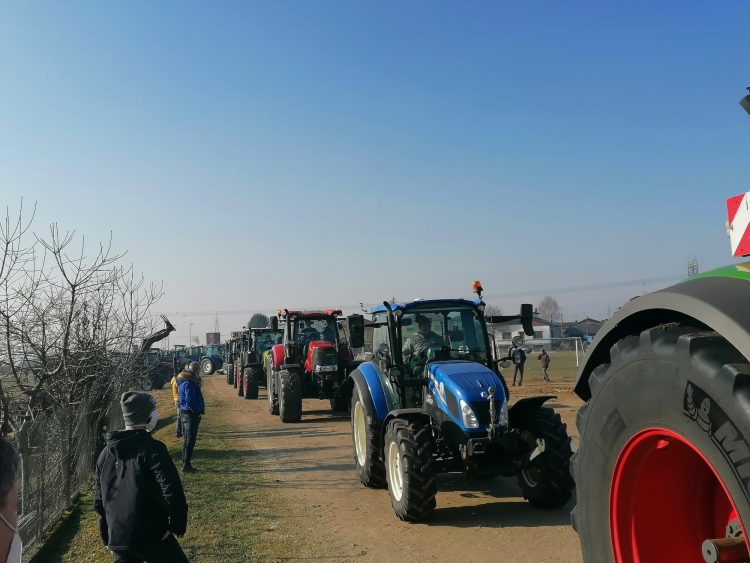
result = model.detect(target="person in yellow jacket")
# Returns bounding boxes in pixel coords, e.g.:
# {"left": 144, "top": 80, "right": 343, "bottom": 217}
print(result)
{"left": 171, "top": 372, "right": 183, "bottom": 438}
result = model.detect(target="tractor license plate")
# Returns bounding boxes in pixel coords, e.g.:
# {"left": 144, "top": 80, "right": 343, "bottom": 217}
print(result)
{"left": 317, "top": 365, "right": 337, "bottom": 373}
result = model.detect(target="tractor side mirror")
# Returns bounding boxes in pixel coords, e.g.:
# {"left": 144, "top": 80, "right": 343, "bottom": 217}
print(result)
{"left": 270, "top": 316, "right": 279, "bottom": 331}
{"left": 347, "top": 314, "right": 365, "bottom": 348}
{"left": 520, "top": 303, "right": 534, "bottom": 336}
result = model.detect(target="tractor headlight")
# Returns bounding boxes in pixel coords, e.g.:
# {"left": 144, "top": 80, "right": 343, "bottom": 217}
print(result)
{"left": 460, "top": 400, "right": 479, "bottom": 429}
{"left": 498, "top": 400, "right": 508, "bottom": 426}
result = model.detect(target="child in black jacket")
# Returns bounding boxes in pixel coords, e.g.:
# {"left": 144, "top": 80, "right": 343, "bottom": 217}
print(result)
{"left": 94, "top": 392, "right": 189, "bottom": 562}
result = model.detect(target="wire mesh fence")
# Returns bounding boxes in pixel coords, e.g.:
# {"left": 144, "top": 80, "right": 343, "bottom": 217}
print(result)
{"left": 13, "top": 387, "right": 124, "bottom": 554}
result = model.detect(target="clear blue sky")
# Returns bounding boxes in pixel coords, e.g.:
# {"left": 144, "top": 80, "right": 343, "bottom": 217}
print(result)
{"left": 1, "top": 2, "right": 748, "bottom": 343}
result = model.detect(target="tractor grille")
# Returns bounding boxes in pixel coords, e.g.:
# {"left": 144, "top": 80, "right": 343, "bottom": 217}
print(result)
{"left": 471, "top": 402, "right": 493, "bottom": 427}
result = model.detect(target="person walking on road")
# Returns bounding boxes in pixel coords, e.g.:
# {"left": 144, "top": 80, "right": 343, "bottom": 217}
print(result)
{"left": 94, "top": 391, "right": 189, "bottom": 563}
{"left": 178, "top": 361, "right": 205, "bottom": 474}
{"left": 509, "top": 338, "right": 527, "bottom": 386}
{"left": 538, "top": 348, "right": 551, "bottom": 382}
{"left": 0, "top": 437, "right": 21, "bottom": 563}
{"left": 170, "top": 372, "right": 183, "bottom": 438}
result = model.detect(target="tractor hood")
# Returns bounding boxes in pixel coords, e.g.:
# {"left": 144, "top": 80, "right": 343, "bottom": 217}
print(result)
{"left": 427, "top": 360, "right": 505, "bottom": 404}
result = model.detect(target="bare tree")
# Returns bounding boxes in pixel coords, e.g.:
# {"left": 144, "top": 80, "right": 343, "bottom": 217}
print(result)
{"left": 484, "top": 304, "right": 503, "bottom": 317}
{"left": 538, "top": 296, "right": 561, "bottom": 322}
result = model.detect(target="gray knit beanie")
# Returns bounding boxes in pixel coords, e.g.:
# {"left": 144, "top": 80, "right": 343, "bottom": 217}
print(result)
{"left": 121, "top": 391, "right": 156, "bottom": 426}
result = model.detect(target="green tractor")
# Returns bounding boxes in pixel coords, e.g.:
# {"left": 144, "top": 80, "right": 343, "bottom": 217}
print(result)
{"left": 236, "top": 327, "right": 283, "bottom": 399}
{"left": 224, "top": 331, "right": 244, "bottom": 385}
{"left": 571, "top": 194, "right": 750, "bottom": 562}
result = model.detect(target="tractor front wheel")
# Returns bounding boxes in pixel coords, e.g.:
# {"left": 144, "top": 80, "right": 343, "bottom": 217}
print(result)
{"left": 237, "top": 366, "right": 244, "bottom": 396}
{"left": 244, "top": 368, "right": 260, "bottom": 400}
{"left": 384, "top": 417, "right": 436, "bottom": 521}
{"left": 201, "top": 358, "right": 214, "bottom": 375}
{"left": 225, "top": 363, "right": 234, "bottom": 385}
{"left": 278, "top": 370, "right": 302, "bottom": 423}
{"left": 572, "top": 325, "right": 750, "bottom": 563}
{"left": 514, "top": 406, "right": 573, "bottom": 509}
{"left": 267, "top": 368, "right": 279, "bottom": 415}
{"left": 351, "top": 383, "right": 385, "bottom": 488}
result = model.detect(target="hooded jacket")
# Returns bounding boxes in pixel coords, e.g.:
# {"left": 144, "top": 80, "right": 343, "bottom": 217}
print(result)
{"left": 178, "top": 371, "right": 205, "bottom": 415}
{"left": 93, "top": 430, "right": 188, "bottom": 551}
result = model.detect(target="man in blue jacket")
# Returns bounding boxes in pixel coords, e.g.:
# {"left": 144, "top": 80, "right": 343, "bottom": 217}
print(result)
{"left": 178, "top": 361, "right": 205, "bottom": 474}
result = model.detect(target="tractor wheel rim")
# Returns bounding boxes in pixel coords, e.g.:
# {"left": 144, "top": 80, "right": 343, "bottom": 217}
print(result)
{"left": 610, "top": 427, "right": 747, "bottom": 563}
{"left": 387, "top": 440, "right": 403, "bottom": 502}
{"left": 353, "top": 400, "right": 367, "bottom": 467}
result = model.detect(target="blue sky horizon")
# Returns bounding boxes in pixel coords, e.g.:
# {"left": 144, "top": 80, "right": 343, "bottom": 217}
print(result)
{"left": 2, "top": 2, "right": 749, "bottom": 344}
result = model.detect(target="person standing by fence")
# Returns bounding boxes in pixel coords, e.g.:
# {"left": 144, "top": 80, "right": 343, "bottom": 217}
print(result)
{"left": 538, "top": 347, "right": 551, "bottom": 382}
{"left": 178, "top": 362, "right": 205, "bottom": 474}
{"left": 0, "top": 437, "right": 21, "bottom": 563}
{"left": 94, "top": 391, "right": 189, "bottom": 562}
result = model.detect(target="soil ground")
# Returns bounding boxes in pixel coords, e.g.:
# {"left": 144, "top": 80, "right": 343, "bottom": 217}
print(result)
{"left": 217, "top": 367, "right": 585, "bottom": 562}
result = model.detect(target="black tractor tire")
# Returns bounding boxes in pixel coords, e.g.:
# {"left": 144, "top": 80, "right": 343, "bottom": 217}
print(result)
{"left": 140, "top": 377, "right": 154, "bottom": 391}
{"left": 267, "top": 368, "right": 279, "bottom": 415}
{"left": 513, "top": 406, "right": 573, "bottom": 508}
{"left": 225, "top": 363, "right": 234, "bottom": 385}
{"left": 237, "top": 366, "right": 244, "bottom": 397}
{"left": 201, "top": 357, "right": 214, "bottom": 375}
{"left": 384, "top": 417, "right": 437, "bottom": 521}
{"left": 278, "top": 369, "right": 302, "bottom": 423}
{"left": 572, "top": 324, "right": 750, "bottom": 563}
{"left": 351, "top": 382, "right": 386, "bottom": 488}
{"left": 153, "top": 376, "right": 166, "bottom": 390}
{"left": 244, "top": 368, "right": 259, "bottom": 400}
{"left": 233, "top": 364, "right": 239, "bottom": 388}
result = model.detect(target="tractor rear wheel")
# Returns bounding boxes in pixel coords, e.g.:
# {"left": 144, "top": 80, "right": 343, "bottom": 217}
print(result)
{"left": 267, "top": 368, "right": 279, "bottom": 415}
{"left": 225, "top": 363, "right": 233, "bottom": 385}
{"left": 572, "top": 324, "right": 750, "bottom": 563}
{"left": 351, "top": 383, "right": 385, "bottom": 488}
{"left": 244, "top": 368, "right": 259, "bottom": 400}
{"left": 514, "top": 406, "right": 573, "bottom": 508}
{"left": 279, "top": 370, "right": 302, "bottom": 423}
{"left": 201, "top": 358, "right": 214, "bottom": 375}
{"left": 384, "top": 417, "right": 436, "bottom": 521}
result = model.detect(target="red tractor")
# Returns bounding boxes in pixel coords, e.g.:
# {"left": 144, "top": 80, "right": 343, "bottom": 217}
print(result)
{"left": 266, "top": 309, "right": 359, "bottom": 423}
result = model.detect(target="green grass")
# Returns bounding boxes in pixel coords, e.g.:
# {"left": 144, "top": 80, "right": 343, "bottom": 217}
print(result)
{"left": 31, "top": 384, "right": 298, "bottom": 562}
{"left": 508, "top": 350, "right": 581, "bottom": 383}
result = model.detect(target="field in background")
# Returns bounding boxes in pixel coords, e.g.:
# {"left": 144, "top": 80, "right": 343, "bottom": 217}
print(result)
{"left": 506, "top": 351, "right": 581, "bottom": 384}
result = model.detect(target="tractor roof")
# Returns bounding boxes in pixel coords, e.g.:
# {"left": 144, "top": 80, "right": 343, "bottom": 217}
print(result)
{"left": 277, "top": 309, "right": 342, "bottom": 318}
{"left": 250, "top": 327, "right": 282, "bottom": 333}
{"left": 370, "top": 298, "right": 484, "bottom": 314}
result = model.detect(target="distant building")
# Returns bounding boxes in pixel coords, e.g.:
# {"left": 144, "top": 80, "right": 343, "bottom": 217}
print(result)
{"left": 564, "top": 318, "right": 604, "bottom": 339}
{"left": 206, "top": 332, "right": 221, "bottom": 345}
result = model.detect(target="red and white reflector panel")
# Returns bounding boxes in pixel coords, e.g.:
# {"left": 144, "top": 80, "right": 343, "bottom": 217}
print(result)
{"left": 727, "top": 193, "right": 750, "bottom": 257}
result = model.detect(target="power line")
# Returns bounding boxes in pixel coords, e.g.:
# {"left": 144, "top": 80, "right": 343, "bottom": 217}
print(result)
{"left": 155, "top": 273, "right": 685, "bottom": 317}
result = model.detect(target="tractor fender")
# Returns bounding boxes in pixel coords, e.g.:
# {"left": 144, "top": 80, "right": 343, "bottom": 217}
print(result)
{"left": 271, "top": 344, "right": 285, "bottom": 370}
{"left": 349, "top": 364, "right": 389, "bottom": 421}
{"left": 508, "top": 395, "right": 556, "bottom": 427}
{"left": 381, "top": 408, "right": 432, "bottom": 450}
{"left": 575, "top": 274, "right": 750, "bottom": 401}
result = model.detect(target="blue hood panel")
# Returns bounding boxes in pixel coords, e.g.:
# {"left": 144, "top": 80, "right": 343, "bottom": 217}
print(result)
{"left": 427, "top": 360, "right": 505, "bottom": 405}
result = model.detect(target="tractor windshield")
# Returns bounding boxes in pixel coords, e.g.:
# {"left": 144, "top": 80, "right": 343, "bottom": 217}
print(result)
{"left": 254, "top": 331, "right": 282, "bottom": 351}
{"left": 400, "top": 306, "right": 487, "bottom": 361}
{"left": 295, "top": 317, "right": 338, "bottom": 346}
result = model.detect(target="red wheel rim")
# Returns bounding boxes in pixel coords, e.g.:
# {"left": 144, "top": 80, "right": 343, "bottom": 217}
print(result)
{"left": 610, "top": 427, "right": 747, "bottom": 563}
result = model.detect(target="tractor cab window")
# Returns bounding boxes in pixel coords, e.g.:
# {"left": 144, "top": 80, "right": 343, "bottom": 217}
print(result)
{"left": 371, "top": 316, "right": 391, "bottom": 368}
{"left": 401, "top": 307, "right": 487, "bottom": 362}
{"left": 255, "top": 332, "right": 282, "bottom": 351}
{"left": 295, "top": 317, "right": 338, "bottom": 345}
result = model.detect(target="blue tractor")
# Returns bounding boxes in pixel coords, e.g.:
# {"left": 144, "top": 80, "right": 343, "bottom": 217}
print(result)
{"left": 346, "top": 282, "right": 574, "bottom": 521}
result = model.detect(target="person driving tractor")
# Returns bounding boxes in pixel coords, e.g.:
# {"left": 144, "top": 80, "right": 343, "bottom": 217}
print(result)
{"left": 403, "top": 314, "right": 445, "bottom": 358}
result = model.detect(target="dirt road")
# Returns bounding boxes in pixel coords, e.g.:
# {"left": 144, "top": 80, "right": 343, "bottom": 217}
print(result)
{"left": 209, "top": 375, "right": 584, "bottom": 562}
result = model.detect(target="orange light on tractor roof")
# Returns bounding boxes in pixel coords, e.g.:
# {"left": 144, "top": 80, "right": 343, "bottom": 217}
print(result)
{"left": 472, "top": 280, "right": 483, "bottom": 293}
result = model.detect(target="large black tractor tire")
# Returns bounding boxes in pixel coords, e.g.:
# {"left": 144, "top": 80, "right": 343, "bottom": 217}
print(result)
{"left": 278, "top": 370, "right": 302, "bottom": 423}
{"left": 384, "top": 417, "right": 437, "bottom": 521}
{"left": 267, "top": 368, "right": 279, "bottom": 415}
{"left": 140, "top": 376, "right": 154, "bottom": 391}
{"left": 233, "top": 364, "right": 239, "bottom": 388}
{"left": 244, "top": 368, "right": 260, "bottom": 400}
{"left": 351, "top": 382, "right": 385, "bottom": 488}
{"left": 225, "top": 363, "right": 234, "bottom": 385}
{"left": 237, "top": 366, "right": 244, "bottom": 397}
{"left": 513, "top": 406, "right": 573, "bottom": 508}
{"left": 572, "top": 324, "right": 750, "bottom": 563}
{"left": 201, "top": 357, "right": 214, "bottom": 376}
